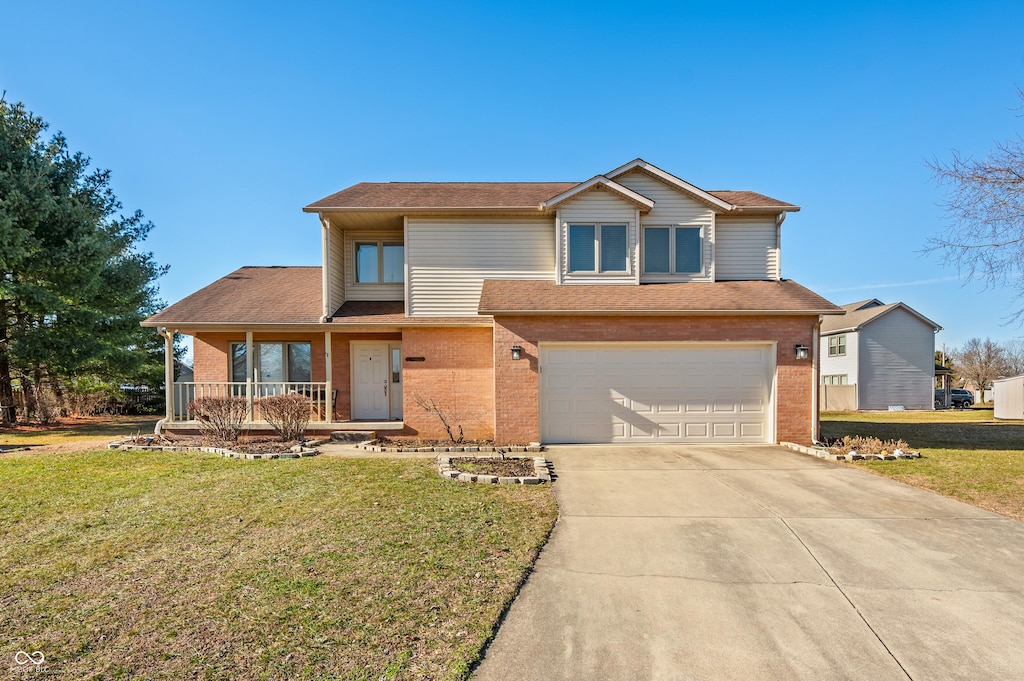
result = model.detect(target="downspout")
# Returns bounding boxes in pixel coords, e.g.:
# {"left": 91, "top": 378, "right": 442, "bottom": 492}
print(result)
{"left": 812, "top": 317, "right": 822, "bottom": 444}
{"left": 156, "top": 327, "right": 175, "bottom": 435}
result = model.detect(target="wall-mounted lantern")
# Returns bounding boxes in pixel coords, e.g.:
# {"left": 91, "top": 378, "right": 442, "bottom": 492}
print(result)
{"left": 511, "top": 344, "right": 523, "bottom": 361}
{"left": 795, "top": 344, "right": 810, "bottom": 360}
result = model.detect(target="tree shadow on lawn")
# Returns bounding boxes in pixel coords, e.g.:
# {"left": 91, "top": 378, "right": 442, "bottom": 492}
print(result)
{"left": 822, "top": 420, "right": 1024, "bottom": 451}
{"left": 0, "top": 416, "right": 157, "bottom": 443}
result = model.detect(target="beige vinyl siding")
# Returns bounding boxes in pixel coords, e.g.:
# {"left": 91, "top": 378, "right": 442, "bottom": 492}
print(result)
{"left": 407, "top": 217, "right": 554, "bottom": 316}
{"left": 858, "top": 308, "right": 936, "bottom": 410}
{"left": 616, "top": 170, "right": 714, "bottom": 282}
{"left": 715, "top": 216, "right": 779, "bottom": 280}
{"left": 557, "top": 189, "right": 639, "bottom": 284}
{"left": 329, "top": 226, "right": 345, "bottom": 311}
{"left": 344, "top": 229, "right": 405, "bottom": 301}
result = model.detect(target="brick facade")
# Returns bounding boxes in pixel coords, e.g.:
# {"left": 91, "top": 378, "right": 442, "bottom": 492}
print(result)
{"left": 400, "top": 327, "right": 494, "bottom": 440}
{"left": 492, "top": 315, "right": 819, "bottom": 445}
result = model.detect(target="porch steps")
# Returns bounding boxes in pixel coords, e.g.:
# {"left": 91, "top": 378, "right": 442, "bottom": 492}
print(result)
{"left": 329, "top": 431, "right": 377, "bottom": 443}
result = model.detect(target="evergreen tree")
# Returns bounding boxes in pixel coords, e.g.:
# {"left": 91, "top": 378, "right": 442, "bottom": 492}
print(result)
{"left": 0, "top": 97, "right": 165, "bottom": 423}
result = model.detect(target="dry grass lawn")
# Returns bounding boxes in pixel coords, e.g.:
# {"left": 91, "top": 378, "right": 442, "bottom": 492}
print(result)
{"left": 0, "top": 444, "right": 557, "bottom": 680}
{"left": 822, "top": 408, "right": 1024, "bottom": 520}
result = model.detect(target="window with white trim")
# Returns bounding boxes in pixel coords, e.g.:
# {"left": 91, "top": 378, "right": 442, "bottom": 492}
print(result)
{"left": 642, "top": 226, "right": 703, "bottom": 275}
{"left": 355, "top": 241, "right": 404, "bottom": 284}
{"left": 822, "top": 374, "right": 848, "bottom": 385}
{"left": 828, "top": 335, "right": 847, "bottom": 357}
{"left": 567, "top": 223, "right": 629, "bottom": 273}
{"left": 230, "top": 342, "right": 311, "bottom": 383}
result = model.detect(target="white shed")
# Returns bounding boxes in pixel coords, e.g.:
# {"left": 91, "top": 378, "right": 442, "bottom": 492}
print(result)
{"left": 994, "top": 375, "right": 1024, "bottom": 420}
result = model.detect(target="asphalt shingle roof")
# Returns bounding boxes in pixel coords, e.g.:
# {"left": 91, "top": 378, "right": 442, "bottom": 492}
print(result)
{"left": 478, "top": 279, "right": 842, "bottom": 315}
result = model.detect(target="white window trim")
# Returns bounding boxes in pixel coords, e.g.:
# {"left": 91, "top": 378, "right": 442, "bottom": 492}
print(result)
{"left": 230, "top": 341, "right": 312, "bottom": 383}
{"left": 641, "top": 224, "right": 705, "bottom": 276}
{"left": 566, "top": 222, "right": 631, "bottom": 274}
{"left": 828, "top": 335, "right": 847, "bottom": 357}
{"left": 354, "top": 240, "right": 404, "bottom": 285}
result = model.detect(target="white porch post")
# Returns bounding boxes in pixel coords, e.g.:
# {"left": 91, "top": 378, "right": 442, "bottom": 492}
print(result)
{"left": 162, "top": 328, "right": 174, "bottom": 421}
{"left": 245, "top": 331, "right": 254, "bottom": 420}
{"left": 325, "top": 330, "right": 333, "bottom": 422}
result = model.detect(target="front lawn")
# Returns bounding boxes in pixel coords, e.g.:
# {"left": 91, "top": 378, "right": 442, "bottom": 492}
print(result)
{"left": 821, "top": 408, "right": 1024, "bottom": 520}
{"left": 0, "top": 415, "right": 159, "bottom": 448}
{"left": 0, "top": 449, "right": 557, "bottom": 680}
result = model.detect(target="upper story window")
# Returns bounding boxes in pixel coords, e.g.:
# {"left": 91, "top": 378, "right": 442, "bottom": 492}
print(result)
{"left": 568, "top": 223, "right": 628, "bottom": 273}
{"left": 642, "top": 226, "right": 703, "bottom": 275}
{"left": 828, "top": 335, "right": 847, "bottom": 357}
{"left": 356, "top": 241, "right": 404, "bottom": 284}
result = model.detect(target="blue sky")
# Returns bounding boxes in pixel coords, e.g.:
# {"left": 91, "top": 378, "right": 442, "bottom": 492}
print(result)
{"left": 3, "top": 1, "right": 1023, "bottom": 355}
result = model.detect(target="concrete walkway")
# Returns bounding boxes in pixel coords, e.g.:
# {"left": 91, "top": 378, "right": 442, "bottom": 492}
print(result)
{"left": 472, "top": 445, "right": 1024, "bottom": 680}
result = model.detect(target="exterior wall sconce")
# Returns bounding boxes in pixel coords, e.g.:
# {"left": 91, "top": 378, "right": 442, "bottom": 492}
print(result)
{"left": 795, "top": 344, "right": 810, "bottom": 360}
{"left": 511, "top": 344, "right": 523, "bottom": 361}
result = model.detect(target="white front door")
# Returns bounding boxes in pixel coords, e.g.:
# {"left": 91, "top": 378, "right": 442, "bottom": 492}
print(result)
{"left": 353, "top": 343, "right": 389, "bottom": 420}
{"left": 352, "top": 342, "right": 403, "bottom": 420}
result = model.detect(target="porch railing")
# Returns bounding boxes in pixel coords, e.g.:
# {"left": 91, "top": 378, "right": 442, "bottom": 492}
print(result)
{"left": 172, "top": 382, "right": 333, "bottom": 422}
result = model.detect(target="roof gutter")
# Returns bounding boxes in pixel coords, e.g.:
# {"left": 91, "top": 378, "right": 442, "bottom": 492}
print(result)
{"left": 478, "top": 309, "right": 845, "bottom": 316}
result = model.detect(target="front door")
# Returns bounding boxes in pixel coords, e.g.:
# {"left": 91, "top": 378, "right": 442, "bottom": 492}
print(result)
{"left": 352, "top": 342, "right": 403, "bottom": 420}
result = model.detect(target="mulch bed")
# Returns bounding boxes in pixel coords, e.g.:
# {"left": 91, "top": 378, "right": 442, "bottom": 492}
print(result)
{"left": 450, "top": 456, "right": 536, "bottom": 477}
{"left": 120, "top": 434, "right": 306, "bottom": 455}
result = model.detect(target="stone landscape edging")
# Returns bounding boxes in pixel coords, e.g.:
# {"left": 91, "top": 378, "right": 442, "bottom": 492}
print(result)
{"left": 109, "top": 439, "right": 320, "bottom": 460}
{"left": 781, "top": 441, "right": 921, "bottom": 462}
{"left": 355, "top": 439, "right": 543, "bottom": 454}
{"left": 437, "top": 455, "right": 553, "bottom": 485}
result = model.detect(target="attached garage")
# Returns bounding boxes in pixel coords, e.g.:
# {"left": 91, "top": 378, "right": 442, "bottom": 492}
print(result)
{"left": 540, "top": 343, "right": 775, "bottom": 444}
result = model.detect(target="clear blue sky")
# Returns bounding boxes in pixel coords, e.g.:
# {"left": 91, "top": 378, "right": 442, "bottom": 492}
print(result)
{"left": 3, "top": 1, "right": 1023, "bottom": 356}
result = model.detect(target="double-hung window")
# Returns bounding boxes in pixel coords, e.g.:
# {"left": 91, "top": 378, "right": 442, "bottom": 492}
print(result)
{"left": 567, "top": 223, "right": 629, "bottom": 273}
{"left": 828, "top": 335, "right": 846, "bottom": 357}
{"left": 355, "top": 241, "right": 404, "bottom": 284}
{"left": 642, "top": 226, "right": 703, "bottom": 275}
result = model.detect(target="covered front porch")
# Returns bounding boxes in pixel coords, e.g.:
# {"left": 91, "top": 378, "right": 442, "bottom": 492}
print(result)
{"left": 158, "top": 327, "right": 407, "bottom": 433}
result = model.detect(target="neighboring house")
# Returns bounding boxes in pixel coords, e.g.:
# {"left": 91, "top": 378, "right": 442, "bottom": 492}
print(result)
{"left": 144, "top": 159, "right": 843, "bottom": 444}
{"left": 819, "top": 299, "right": 941, "bottom": 410}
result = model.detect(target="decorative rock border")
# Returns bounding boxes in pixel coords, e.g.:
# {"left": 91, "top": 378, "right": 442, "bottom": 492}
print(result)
{"left": 109, "top": 439, "right": 321, "bottom": 461}
{"left": 781, "top": 441, "right": 921, "bottom": 462}
{"left": 437, "top": 455, "right": 552, "bottom": 485}
{"left": 355, "top": 439, "right": 543, "bottom": 454}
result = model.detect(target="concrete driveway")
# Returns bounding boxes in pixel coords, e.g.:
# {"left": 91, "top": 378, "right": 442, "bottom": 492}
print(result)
{"left": 472, "top": 445, "right": 1024, "bottom": 680}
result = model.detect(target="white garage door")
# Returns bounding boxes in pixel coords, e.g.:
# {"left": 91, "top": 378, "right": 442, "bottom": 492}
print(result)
{"left": 540, "top": 343, "right": 774, "bottom": 444}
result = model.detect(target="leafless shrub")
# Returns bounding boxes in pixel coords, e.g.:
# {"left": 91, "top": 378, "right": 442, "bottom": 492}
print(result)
{"left": 256, "top": 393, "right": 311, "bottom": 441}
{"left": 829, "top": 435, "right": 911, "bottom": 456}
{"left": 31, "top": 386, "right": 62, "bottom": 425}
{"left": 414, "top": 394, "right": 465, "bottom": 445}
{"left": 189, "top": 396, "right": 247, "bottom": 442}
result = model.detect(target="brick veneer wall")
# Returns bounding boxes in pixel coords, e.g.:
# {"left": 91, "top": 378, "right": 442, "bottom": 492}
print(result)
{"left": 492, "top": 315, "right": 819, "bottom": 445}
{"left": 401, "top": 327, "right": 494, "bottom": 440}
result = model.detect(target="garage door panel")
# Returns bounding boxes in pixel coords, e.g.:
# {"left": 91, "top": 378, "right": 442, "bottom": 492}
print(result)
{"left": 541, "top": 344, "right": 772, "bottom": 444}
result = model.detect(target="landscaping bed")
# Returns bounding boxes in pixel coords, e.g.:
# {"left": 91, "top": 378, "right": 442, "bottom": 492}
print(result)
{"left": 109, "top": 434, "right": 321, "bottom": 459}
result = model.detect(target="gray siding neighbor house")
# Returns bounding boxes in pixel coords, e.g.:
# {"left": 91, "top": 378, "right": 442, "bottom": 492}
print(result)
{"left": 819, "top": 299, "right": 941, "bottom": 410}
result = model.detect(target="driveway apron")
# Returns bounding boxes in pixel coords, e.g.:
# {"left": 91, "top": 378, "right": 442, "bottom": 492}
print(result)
{"left": 472, "top": 445, "right": 1024, "bottom": 681}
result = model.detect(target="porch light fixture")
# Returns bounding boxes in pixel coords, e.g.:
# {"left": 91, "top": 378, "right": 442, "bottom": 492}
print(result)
{"left": 511, "top": 344, "right": 523, "bottom": 361}
{"left": 795, "top": 344, "right": 810, "bottom": 360}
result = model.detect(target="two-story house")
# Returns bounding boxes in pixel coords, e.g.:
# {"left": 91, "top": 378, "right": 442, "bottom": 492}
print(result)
{"left": 144, "top": 159, "right": 842, "bottom": 445}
